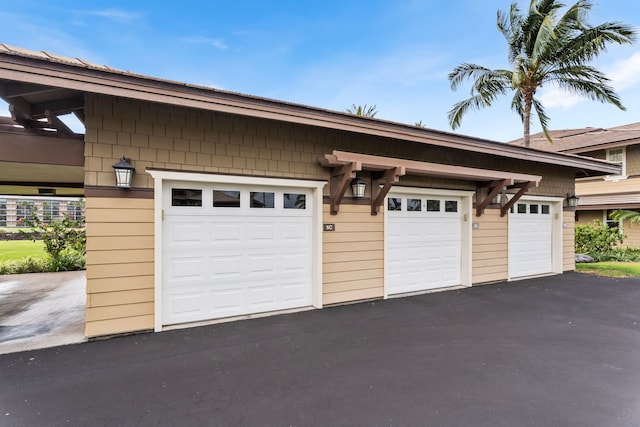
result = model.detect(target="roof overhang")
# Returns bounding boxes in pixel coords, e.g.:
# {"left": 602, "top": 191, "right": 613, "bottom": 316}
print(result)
{"left": 0, "top": 117, "right": 84, "bottom": 196}
{"left": 0, "top": 45, "right": 620, "bottom": 179}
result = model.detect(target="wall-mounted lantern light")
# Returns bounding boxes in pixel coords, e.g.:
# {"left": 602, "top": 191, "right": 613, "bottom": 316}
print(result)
{"left": 112, "top": 156, "right": 135, "bottom": 189}
{"left": 351, "top": 177, "right": 366, "bottom": 199}
{"left": 566, "top": 194, "right": 579, "bottom": 208}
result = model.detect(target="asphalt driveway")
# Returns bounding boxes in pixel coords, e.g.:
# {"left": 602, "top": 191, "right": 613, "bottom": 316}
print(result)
{"left": 1, "top": 272, "right": 639, "bottom": 427}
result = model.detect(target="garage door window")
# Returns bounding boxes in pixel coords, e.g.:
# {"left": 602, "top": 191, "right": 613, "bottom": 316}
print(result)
{"left": 284, "top": 193, "right": 306, "bottom": 209}
{"left": 172, "top": 189, "right": 202, "bottom": 207}
{"left": 250, "top": 192, "right": 275, "bottom": 208}
{"left": 445, "top": 200, "right": 458, "bottom": 212}
{"left": 530, "top": 204, "right": 539, "bottom": 214}
{"left": 388, "top": 198, "right": 402, "bottom": 211}
{"left": 407, "top": 199, "right": 421, "bottom": 211}
{"left": 213, "top": 190, "right": 241, "bottom": 208}
{"left": 426, "top": 199, "right": 440, "bottom": 211}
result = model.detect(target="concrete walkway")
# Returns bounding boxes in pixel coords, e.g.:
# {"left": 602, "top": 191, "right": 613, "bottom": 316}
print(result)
{"left": 1, "top": 272, "right": 639, "bottom": 426}
{"left": 0, "top": 271, "right": 86, "bottom": 354}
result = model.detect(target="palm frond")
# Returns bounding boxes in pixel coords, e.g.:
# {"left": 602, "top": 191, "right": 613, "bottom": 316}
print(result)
{"left": 532, "top": 98, "right": 552, "bottom": 142}
{"left": 610, "top": 210, "right": 640, "bottom": 224}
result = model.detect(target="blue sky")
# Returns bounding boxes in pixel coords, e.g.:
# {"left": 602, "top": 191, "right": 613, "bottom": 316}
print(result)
{"left": 1, "top": 1, "right": 639, "bottom": 142}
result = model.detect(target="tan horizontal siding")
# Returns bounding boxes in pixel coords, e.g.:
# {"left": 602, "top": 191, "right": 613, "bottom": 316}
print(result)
{"left": 322, "top": 204, "right": 384, "bottom": 305}
{"left": 624, "top": 221, "right": 640, "bottom": 248}
{"left": 85, "top": 196, "right": 155, "bottom": 338}
{"left": 85, "top": 315, "right": 154, "bottom": 337}
{"left": 88, "top": 288, "right": 154, "bottom": 307}
{"left": 86, "top": 222, "right": 155, "bottom": 237}
{"left": 323, "top": 259, "right": 383, "bottom": 274}
{"left": 86, "top": 275, "right": 154, "bottom": 293}
{"left": 323, "top": 268, "right": 384, "bottom": 284}
{"left": 87, "top": 236, "right": 154, "bottom": 251}
{"left": 577, "top": 176, "right": 640, "bottom": 196}
{"left": 323, "top": 250, "right": 383, "bottom": 263}
{"left": 323, "top": 241, "right": 384, "bottom": 253}
{"left": 563, "top": 211, "right": 575, "bottom": 271}
{"left": 323, "top": 287, "right": 382, "bottom": 306}
{"left": 85, "top": 302, "right": 154, "bottom": 322}
{"left": 472, "top": 210, "right": 507, "bottom": 284}
{"left": 86, "top": 249, "right": 154, "bottom": 265}
{"left": 86, "top": 206, "right": 154, "bottom": 223}
{"left": 87, "top": 262, "right": 154, "bottom": 280}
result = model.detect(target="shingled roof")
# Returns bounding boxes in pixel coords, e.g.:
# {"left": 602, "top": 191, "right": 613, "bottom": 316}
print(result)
{"left": 509, "top": 122, "right": 640, "bottom": 154}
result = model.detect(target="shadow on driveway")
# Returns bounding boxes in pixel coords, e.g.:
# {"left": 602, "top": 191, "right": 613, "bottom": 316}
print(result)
{"left": 0, "top": 271, "right": 86, "bottom": 354}
{"left": 1, "top": 272, "right": 639, "bottom": 426}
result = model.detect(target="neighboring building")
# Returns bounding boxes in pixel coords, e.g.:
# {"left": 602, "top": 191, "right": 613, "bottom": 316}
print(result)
{"left": 0, "top": 44, "right": 618, "bottom": 339}
{"left": 515, "top": 123, "right": 640, "bottom": 247}
{"left": 0, "top": 196, "right": 84, "bottom": 228}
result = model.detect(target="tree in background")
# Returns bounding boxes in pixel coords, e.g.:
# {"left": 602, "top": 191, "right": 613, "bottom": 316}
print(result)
{"left": 611, "top": 209, "right": 640, "bottom": 225}
{"left": 448, "top": 0, "right": 635, "bottom": 147}
{"left": 346, "top": 104, "right": 378, "bottom": 118}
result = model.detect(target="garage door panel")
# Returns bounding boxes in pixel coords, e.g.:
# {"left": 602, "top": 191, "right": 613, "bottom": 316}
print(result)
{"left": 509, "top": 201, "right": 553, "bottom": 278}
{"left": 386, "top": 194, "right": 463, "bottom": 295}
{"left": 211, "top": 254, "right": 244, "bottom": 278}
{"left": 211, "top": 222, "right": 243, "bottom": 242}
{"left": 163, "top": 182, "right": 313, "bottom": 325}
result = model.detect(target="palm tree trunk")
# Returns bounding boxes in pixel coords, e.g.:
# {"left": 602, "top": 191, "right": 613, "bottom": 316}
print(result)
{"left": 522, "top": 94, "right": 532, "bottom": 148}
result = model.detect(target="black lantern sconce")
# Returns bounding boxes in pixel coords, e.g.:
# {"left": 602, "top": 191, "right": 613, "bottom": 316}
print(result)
{"left": 112, "top": 156, "right": 135, "bottom": 189}
{"left": 351, "top": 177, "right": 367, "bottom": 199}
{"left": 566, "top": 194, "right": 579, "bottom": 208}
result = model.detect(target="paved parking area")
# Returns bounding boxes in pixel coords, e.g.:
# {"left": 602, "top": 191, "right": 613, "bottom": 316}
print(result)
{"left": 1, "top": 272, "right": 639, "bottom": 426}
{"left": 0, "top": 271, "right": 86, "bottom": 355}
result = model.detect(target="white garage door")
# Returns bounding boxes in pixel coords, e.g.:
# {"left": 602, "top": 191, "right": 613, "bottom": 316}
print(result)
{"left": 509, "top": 201, "right": 553, "bottom": 278}
{"left": 386, "top": 193, "right": 462, "bottom": 295}
{"left": 162, "top": 181, "right": 313, "bottom": 325}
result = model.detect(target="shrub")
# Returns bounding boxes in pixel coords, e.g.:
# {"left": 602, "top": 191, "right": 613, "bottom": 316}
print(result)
{"left": 593, "top": 247, "right": 640, "bottom": 262}
{"left": 575, "top": 220, "right": 625, "bottom": 257}
{"left": 18, "top": 201, "right": 86, "bottom": 261}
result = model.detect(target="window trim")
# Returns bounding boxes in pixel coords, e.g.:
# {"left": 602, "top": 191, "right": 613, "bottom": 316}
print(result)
{"left": 604, "top": 147, "right": 627, "bottom": 181}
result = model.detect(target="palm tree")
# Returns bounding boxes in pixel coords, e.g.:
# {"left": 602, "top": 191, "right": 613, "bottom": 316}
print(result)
{"left": 610, "top": 209, "right": 640, "bottom": 225}
{"left": 346, "top": 104, "right": 378, "bottom": 118}
{"left": 414, "top": 120, "right": 427, "bottom": 128}
{"left": 448, "top": 0, "right": 635, "bottom": 147}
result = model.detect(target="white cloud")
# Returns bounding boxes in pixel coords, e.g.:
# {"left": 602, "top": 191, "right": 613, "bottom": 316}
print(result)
{"left": 182, "top": 36, "right": 228, "bottom": 50}
{"left": 537, "top": 50, "right": 640, "bottom": 109}
{"left": 608, "top": 51, "right": 640, "bottom": 91}
{"left": 77, "top": 9, "right": 140, "bottom": 24}
{"left": 538, "top": 88, "right": 585, "bottom": 109}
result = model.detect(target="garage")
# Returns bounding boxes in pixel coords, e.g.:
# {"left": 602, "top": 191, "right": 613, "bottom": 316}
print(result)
{"left": 508, "top": 198, "right": 561, "bottom": 279}
{"left": 160, "top": 178, "right": 318, "bottom": 326}
{"left": 385, "top": 189, "right": 472, "bottom": 295}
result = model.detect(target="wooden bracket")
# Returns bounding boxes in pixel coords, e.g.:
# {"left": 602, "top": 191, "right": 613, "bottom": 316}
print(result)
{"left": 371, "top": 166, "right": 405, "bottom": 215}
{"left": 500, "top": 182, "right": 531, "bottom": 217}
{"left": 329, "top": 161, "right": 361, "bottom": 215}
{"left": 475, "top": 179, "right": 507, "bottom": 217}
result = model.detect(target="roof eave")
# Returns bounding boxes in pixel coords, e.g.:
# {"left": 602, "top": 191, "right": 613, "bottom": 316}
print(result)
{"left": 0, "top": 51, "right": 618, "bottom": 176}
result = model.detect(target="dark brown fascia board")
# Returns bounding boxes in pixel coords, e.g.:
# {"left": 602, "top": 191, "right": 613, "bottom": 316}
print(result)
{"left": 0, "top": 130, "right": 84, "bottom": 166}
{"left": 0, "top": 52, "right": 619, "bottom": 176}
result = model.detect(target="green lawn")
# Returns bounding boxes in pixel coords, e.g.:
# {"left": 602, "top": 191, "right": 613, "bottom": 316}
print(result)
{"left": 0, "top": 240, "right": 47, "bottom": 262}
{"left": 576, "top": 262, "right": 640, "bottom": 277}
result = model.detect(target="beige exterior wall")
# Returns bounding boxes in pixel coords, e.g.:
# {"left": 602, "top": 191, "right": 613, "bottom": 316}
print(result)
{"left": 576, "top": 210, "right": 602, "bottom": 225}
{"left": 322, "top": 203, "right": 384, "bottom": 305}
{"left": 576, "top": 176, "right": 640, "bottom": 196}
{"left": 563, "top": 211, "right": 575, "bottom": 271}
{"left": 80, "top": 95, "right": 582, "bottom": 336}
{"left": 85, "top": 197, "right": 155, "bottom": 337}
{"left": 471, "top": 208, "right": 508, "bottom": 284}
{"left": 623, "top": 221, "right": 640, "bottom": 248}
